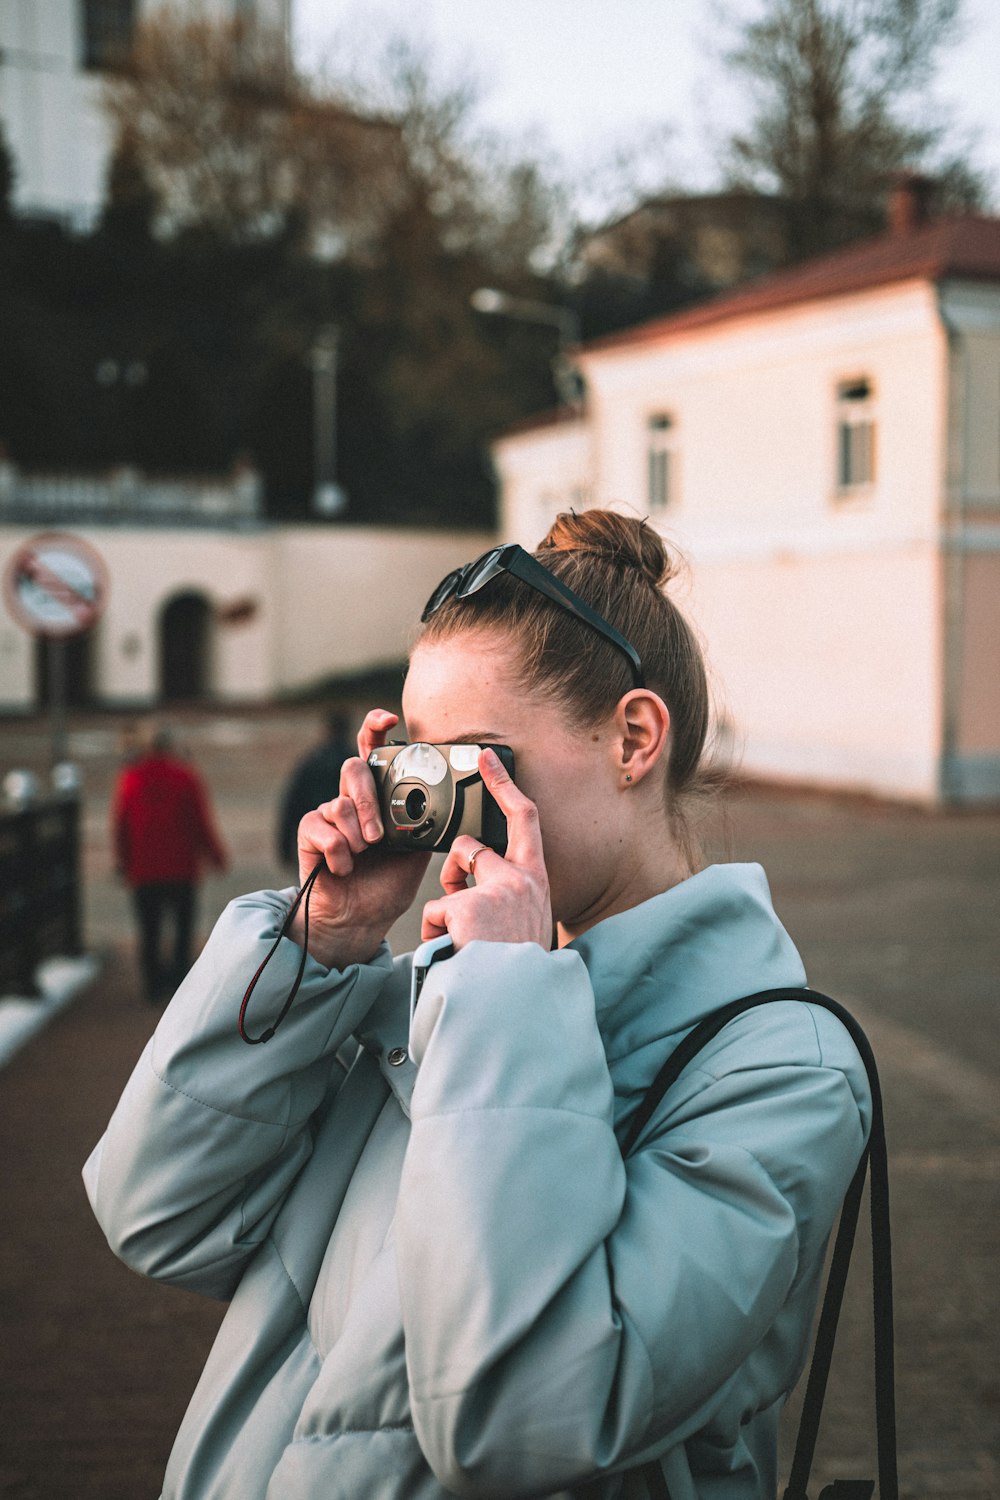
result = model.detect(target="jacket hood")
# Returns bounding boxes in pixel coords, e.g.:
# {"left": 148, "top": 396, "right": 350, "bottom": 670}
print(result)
{"left": 569, "top": 861, "right": 807, "bottom": 1076}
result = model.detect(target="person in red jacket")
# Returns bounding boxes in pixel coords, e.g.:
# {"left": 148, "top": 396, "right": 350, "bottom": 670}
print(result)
{"left": 112, "top": 720, "right": 229, "bottom": 1002}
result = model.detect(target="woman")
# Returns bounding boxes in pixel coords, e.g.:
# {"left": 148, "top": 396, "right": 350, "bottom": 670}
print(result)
{"left": 85, "top": 510, "right": 870, "bottom": 1500}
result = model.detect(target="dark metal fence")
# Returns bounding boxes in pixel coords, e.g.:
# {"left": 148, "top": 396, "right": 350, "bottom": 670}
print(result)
{"left": 0, "top": 797, "right": 82, "bottom": 997}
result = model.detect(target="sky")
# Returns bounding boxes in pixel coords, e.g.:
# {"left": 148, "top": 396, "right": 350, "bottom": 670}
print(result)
{"left": 292, "top": 0, "right": 1000, "bottom": 220}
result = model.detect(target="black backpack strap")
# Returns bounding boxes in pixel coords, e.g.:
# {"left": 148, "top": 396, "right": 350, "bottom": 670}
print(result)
{"left": 623, "top": 988, "right": 896, "bottom": 1500}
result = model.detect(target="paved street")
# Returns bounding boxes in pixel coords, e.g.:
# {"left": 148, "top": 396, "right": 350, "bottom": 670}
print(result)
{"left": 1, "top": 704, "right": 998, "bottom": 1499}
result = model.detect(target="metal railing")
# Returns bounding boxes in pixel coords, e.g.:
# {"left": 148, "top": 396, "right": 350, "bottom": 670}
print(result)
{"left": 0, "top": 461, "right": 264, "bottom": 529}
{"left": 0, "top": 795, "right": 82, "bottom": 997}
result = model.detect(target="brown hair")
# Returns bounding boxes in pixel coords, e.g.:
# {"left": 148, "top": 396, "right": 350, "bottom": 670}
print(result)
{"left": 418, "top": 509, "right": 712, "bottom": 809}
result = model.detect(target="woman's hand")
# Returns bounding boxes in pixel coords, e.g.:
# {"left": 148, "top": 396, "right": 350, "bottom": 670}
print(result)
{"left": 289, "top": 709, "right": 430, "bottom": 969}
{"left": 420, "top": 749, "right": 552, "bottom": 952}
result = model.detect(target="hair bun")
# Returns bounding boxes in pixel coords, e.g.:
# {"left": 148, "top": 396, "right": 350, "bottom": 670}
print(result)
{"left": 537, "top": 509, "right": 676, "bottom": 589}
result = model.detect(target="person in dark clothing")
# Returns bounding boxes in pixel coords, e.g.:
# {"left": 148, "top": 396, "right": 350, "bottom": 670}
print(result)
{"left": 112, "top": 721, "right": 229, "bottom": 1002}
{"left": 276, "top": 708, "right": 354, "bottom": 868}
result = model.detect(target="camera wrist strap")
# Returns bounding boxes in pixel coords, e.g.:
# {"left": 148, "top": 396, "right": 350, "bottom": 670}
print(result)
{"left": 238, "top": 857, "right": 326, "bottom": 1044}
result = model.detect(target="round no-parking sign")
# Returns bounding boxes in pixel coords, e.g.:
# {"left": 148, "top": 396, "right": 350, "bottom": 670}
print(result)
{"left": 3, "top": 532, "right": 109, "bottom": 638}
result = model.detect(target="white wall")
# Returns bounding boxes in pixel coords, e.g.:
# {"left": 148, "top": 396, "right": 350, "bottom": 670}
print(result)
{"left": 0, "top": 526, "right": 271, "bottom": 706}
{"left": 580, "top": 282, "right": 945, "bottom": 553}
{"left": 588, "top": 283, "right": 950, "bottom": 800}
{"left": 497, "top": 280, "right": 956, "bottom": 801}
{"left": 690, "top": 546, "right": 944, "bottom": 801}
{"left": 493, "top": 417, "right": 593, "bottom": 550}
{"left": 0, "top": 569, "right": 33, "bottom": 708}
{"left": 268, "top": 527, "right": 495, "bottom": 689}
{"left": 96, "top": 528, "right": 277, "bottom": 702}
{"left": 0, "top": 523, "right": 495, "bottom": 711}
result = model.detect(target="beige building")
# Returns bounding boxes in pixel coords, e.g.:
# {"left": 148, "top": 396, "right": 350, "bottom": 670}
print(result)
{"left": 495, "top": 195, "right": 1000, "bottom": 805}
{"left": 0, "top": 0, "right": 291, "bottom": 228}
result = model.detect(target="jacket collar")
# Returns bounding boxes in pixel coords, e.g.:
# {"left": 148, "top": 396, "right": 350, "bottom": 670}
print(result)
{"left": 359, "top": 863, "right": 805, "bottom": 1117}
{"left": 568, "top": 863, "right": 806, "bottom": 1069}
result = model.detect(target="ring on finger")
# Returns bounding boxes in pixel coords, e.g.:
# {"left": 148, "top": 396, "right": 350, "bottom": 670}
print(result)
{"left": 468, "top": 845, "right": 487, "bottom": 878}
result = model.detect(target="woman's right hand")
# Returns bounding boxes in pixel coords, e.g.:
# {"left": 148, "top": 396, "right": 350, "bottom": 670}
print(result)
{"left": 287, "top": 709, "right": 430, "bottom": 969}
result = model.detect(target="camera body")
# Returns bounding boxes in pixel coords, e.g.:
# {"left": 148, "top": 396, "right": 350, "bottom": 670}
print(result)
{"left": 367, "top": 741, "right": 515, "bottom": 854}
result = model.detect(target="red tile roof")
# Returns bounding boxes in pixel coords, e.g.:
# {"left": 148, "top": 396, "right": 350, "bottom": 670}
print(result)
{"left": 580, "top": 214, "right": 1000, "bottom": 356}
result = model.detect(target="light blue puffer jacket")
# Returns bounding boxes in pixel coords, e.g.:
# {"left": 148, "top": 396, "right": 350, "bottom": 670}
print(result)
{"left": 84, "top": 863, "right": 870, "bottom": 1500}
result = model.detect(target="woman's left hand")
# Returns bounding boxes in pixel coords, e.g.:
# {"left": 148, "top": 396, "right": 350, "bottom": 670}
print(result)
{"left": 420, "top": 748, "right": 552, "bottom": 951}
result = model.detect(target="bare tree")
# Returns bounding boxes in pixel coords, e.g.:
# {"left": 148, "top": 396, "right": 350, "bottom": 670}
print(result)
{"left": 719, "top": 0, "right": 984, "bottom": 254}
{"left": 102, "top": 14, "right": 397, "bottom": 246}
{"left": 91, "top": 17, "right": 572, "bottom": 527}
{"left": 322, "top": 33, "right": 567, "bottom": 274}
{"left": 102, "top": 17, "right": 565, "bottom": 273}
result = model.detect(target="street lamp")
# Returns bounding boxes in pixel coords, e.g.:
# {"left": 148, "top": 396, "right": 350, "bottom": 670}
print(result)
{"left": 470, "top": 287, "right": 584, "bottom": 411}
{"left": 311, "top": 324, "right": 347, "bottom": 517}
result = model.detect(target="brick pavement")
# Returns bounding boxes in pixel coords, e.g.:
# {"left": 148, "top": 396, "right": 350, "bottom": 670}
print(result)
{"left": 0, "top": 947, "right": 226, "bottom": 1498}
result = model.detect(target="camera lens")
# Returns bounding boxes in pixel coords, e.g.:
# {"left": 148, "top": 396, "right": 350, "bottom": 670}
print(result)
{"left": 405, "top": 788, "right": 428, "bottom": 822}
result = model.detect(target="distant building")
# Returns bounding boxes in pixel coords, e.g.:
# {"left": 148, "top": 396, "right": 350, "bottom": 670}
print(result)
{"left": 578, "top": 190, "right": 796, "bottom": 299}
{"left": 0, "top": 481, "right": 491, "bottom": 711}
{"left": 0, "top": 0, "right": 291, "bottom": 229}
{"left": 571, "top": 189, "right": 886, "bottom": 340}
{"left": 494, "top": 182, "right": 1000, "bottom": 805}
{"left": 578, "top": 188, "right": 887, "bottom": 294}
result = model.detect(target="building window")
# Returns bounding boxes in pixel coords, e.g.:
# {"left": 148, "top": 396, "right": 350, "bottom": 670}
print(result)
{"left": 836, "top": 377, "right": 876, "bottom": 491}
{"left": 81, "top": 0, "right": 137, "bottom": 72}
{"left": 647, "top": 413, "right": 676, "bottom": 512}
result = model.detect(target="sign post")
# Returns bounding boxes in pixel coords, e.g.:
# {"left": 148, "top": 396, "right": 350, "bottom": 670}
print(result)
{"left": 2, "top": 532, "right": 110, "bottom": 766}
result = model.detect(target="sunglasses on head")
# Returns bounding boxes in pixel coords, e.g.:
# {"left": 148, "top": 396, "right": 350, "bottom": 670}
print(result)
{"left": 421, "top": 543, "right": 645, "bottom": 690}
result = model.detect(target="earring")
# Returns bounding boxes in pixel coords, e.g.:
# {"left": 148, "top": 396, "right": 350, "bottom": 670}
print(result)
{"left": 624, "top": 773, "right": 632, "bottom": 784}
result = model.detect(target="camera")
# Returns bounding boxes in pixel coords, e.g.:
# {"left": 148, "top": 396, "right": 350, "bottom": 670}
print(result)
{"left": 367, "top": 742, "right": 515, "bottom": 854}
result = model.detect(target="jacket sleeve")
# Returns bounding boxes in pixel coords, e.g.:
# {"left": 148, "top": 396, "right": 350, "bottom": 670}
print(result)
{"left": 396, "top": 941, "right": 869, "bottom": 1498}
{"left": 83, "top": 889, "right": 392, "bottom": 1299}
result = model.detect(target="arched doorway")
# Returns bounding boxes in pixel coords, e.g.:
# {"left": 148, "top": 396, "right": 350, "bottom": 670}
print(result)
{"left": 159, "top": 591, "right": 212, "bottom": 701}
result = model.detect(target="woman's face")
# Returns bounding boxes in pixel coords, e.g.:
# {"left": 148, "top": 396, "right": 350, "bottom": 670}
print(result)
{"left": 402, "top": 629, "right": 631, "bottom": 934}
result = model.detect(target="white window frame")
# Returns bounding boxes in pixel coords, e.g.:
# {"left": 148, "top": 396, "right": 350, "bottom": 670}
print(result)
{"left": 647, "top": 413, "right": 676, "bottom": 513}
{"left": 835, "top": 377, "right": 877, "bottom": 495}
